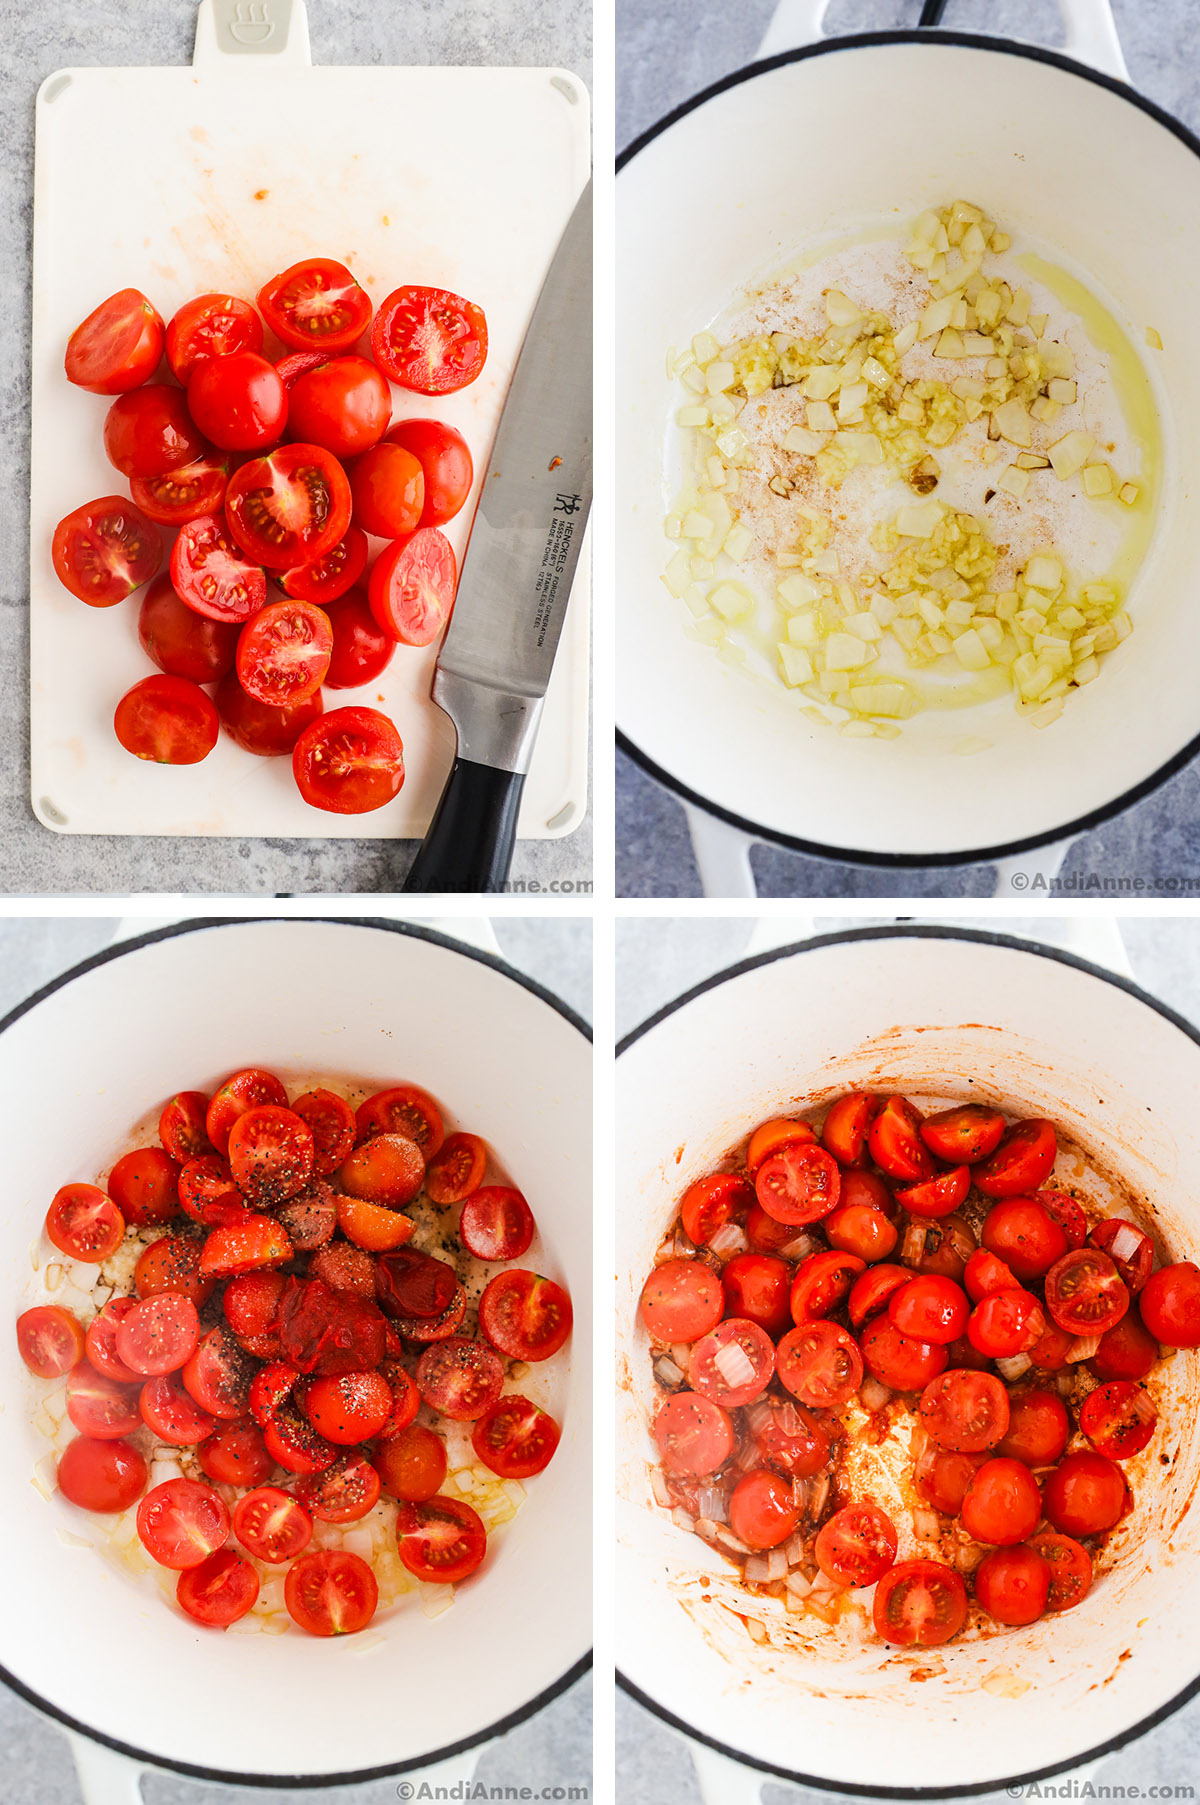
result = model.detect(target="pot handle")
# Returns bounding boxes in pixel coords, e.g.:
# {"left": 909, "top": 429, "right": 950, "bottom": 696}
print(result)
{"left": 990, "top": 834, "right": 1076, "bottom": 898}
{"left": 758, "top": 0, "right": 831, "bottom": 58}
{"left": 683, "top": 802, "right": 758, "bottom": 897}
{"left": 192, "top": 0, "right": 311, "bottom": 65}
{"left": 689, "top": 1741, "right": 769, "bottom": 1805}
{"left": 68, "top": 1734, "right": 143, "bottom": 1805}
{"left": 1057, "top": 0, "right": 1129, "bottom": 82}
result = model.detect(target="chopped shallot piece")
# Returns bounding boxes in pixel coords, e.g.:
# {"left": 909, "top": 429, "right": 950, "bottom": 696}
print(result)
{"left": 901, "top": 1220, "right": 929, "bottom": 1265}
{"left": 996, "top": 1353, "right": 1032, "bottom": 1381}
{"left": 1131, "top": 1389, "right": 1158, "bottom": 1422}
{"left": 913, "top": 1509, "right": 940, "bottom": 1540}
{"left": 745, "top": 1617, "right": 768, "bottom": 1643}
{"left": 716, "top": 1526, "right": 751, "bottom": 1554}
{"left": 654, "top": 1357, "right": 685, "bottom": 1388}
{"left": 779, "top": 1232, "right": 815, "bottom": 1259}
{"left": 744, "top": 1555, "right": 769, "bottom": 1585}
{"left": 808, "top": 1474, "right": 831, "bottom": 1519}
{"left": 1109, "top": 1224, "right": 1143, "bottom": 1264}
{"left": 650, "top": 1469, "right": 672, "bottom": 1508}
{"left": 713, "top": 1339, "right": 756, "bottom": 1390}
{"left": 784, "top": 1532, "right": 808, "bottom": 1566}
{"left": 910, "top": 1422, "right": 930, "bottom": 1460}
{"left": 697, "top": 1486, "right": 729, "bottom": 1523}
{"left": 786, "top": 1567, "right": 814, "bottom": 1598}
{"left": 1066, "top": 1334, "right": 1102, "bottom": 1363}
{"left": 709, "top": 1222, "right": 748, "bottom": 1258}
{"left": 860, "top": 1377, "right": 893, "bottom": 1411}
{"left": 745, "top": 1398, "right": 773, "bottom": 1432}
{"left": 765, "top": 1547, "right": 788, "bottom": 1583}
{"left": 672, "top": 1507, "right": 695, "bottom": 1532}
{"left": 671, "top": 1344, "right": 693, "bottom": 1370}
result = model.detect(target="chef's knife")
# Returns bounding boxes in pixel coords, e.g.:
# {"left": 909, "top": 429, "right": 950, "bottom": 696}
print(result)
{"left": 402, "top": 178, "right": 592, "bottom": 895}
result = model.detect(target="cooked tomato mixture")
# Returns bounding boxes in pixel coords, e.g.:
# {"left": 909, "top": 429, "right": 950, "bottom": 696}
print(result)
{"left": 56, "top": 268, "right": 484, "bottom": 809}
{"left": 640, "top": 1094, "right": 1189, "bottom": 1649}
{"left": 18, "top": 1069, "right": 568, "bottom": 1635}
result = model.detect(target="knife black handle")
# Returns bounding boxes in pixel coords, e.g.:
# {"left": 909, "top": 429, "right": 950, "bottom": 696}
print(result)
{"left": 402, "top": 759, "right": 525, "bottom": 895}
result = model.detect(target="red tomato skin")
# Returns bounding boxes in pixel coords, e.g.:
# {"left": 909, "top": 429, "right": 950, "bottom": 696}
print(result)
{"left": 53, "top": 496, "right": 162, "bottom": 607}
{"left": 1091, "top": 1310, "right": 1160, "bottom": 1381}
{"left": 371, "top": 285, "right": 488, "bottom": 394}
{"left": 17, "top": 1305, "right": 85, "bottom": 1378}
{"left": 106, "top": 1148, "right": 181, "bottom": 1227}
{"left": 303, "top": 1369, "right": 394, "bottom": 1443}
{"left": 323, "top": 586, "right": 395, "bottom": 688}
{"left": 292, "top": 706, "right": 405, "bottom": 815}
{"left": 722, "top": 1253, "right": 792, "bottom": 1336}
{"left": 66, "top": 289, "right": 164, "bottom": 394}
{"left": 1030, "top": 1531, "right": 1094, "bottom": 1611}
{"left": 995, "top": 1389, "right": 1070, "bottom": 1466}
{"left": 1139, "top": 1261, "right": 1200, "bottom": 1347}
{"left": 860, "top": 1317, "right": 947, "bottom": 1392}
{"left": 961, "top": 1457, "right": 1043, "bottom": 1546}
{"left": 216, "top": 672, "right": 323, "bottom": 757}
{"left": 964, "top": 1248, "right": 1017, "bottom": 1302}
{"left": 165, "top": 293, "right": 264, "bottom": 383}
{"left": 198, "top": 1419, "right": 274, "bottom": 1488}
{"left": 919, "top": 1105, "right": 1005, "bottom": 1164}
{"left": 387, "top": 418, "right": 474, "bottom": 526}
{"left": 868, "top": 1096, "right": 935, "bottom": 1182}
{"left": 236, "top": 600, "right": 333, "bottom": 708}
{"left": 894, "top": 1166, "right": 970, "bottom": 1220}
{"left": 131, "top": 453, "right": 231, "bottom": 527}
{"left": 1043, "top": 1451, "right": 1130, "bottom": 1536}
{"left": 68, "top": 1365, "right": 143, "bottom": 1439}
{"left": 820, "top": 1092, "right": 876, "bottom": 1166}
{"left": 847, "top": 1264, "right": 910, "bottom": 1328}
{"left": 259, "top": 259, "right": 372, "bottom": 354}
{"left": 103, "top": 385, "right": 206, "bottom": 480}
{"left": 349, "top": 443, "right": 424, "bottom": 538}
{"left": 226, "top": 444, "right": 352, "bottom": 571}
{"left": 139, "top": 574, "right": 239, "bottom": 683}
{"left": 640, "top": 1261, "right": 723, "bottom": 1343}
{"left": 975, "top": 1119, "right": 1058, "bottom": 1198}
{"left": 653, "top": 1392, "right": 735, "bottom": 1478}
{"left": 975, "top": 1544, "right": 1050, "bottom": 1626}
{"left": 888, "top": 1276, "right": 968, "bottom": 1345}
{"left": 114, "top": 676, "right": 219, "bottom": 766}
{"left": 187, "top": 350, "right": 287, "bottom": 451}
{"left": 823, "top": 1203, "right": 897, "bottom": 1264}
{"left": 729, "top": 1469, "right": 802, "bottom": 1550}
{"left": 290, "top": 356, "right": 391, "bottom": 458}
{"left": 966, "top": 1288, "right": 1046, "bottom": 1359}
{"left": 57, "top": 1435, "right": 148, "bottom": 1513}
{"left": 789, "top": 1249, "right": 865, "bottom": 1324}
{"left": 873, "top": 1560, "right": 967, "bottom": 1646}
{"left": 981, "top": 1197, "right": 1069, "bottom": 1281}
{"left": 367, "top": 528, "right": 457, "bottom": 647}
{"left": 915, "top": 1447, "right": 983, "bottom": 1514}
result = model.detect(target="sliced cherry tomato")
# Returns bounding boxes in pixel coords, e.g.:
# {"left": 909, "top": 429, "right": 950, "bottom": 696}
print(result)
{"left": 471, "top": 1396, "right": 561, "bottom": 1480}
{"left": 867, "top": 1095, "right": 935, "bottom": 1182}
{"left": 171, "top": 514, "right": 266, "bottom": 624}
{"left": 1080, "top": 1380, "right": 1157, "bottom": 1459}
{"left": 335, "top": 1195, "right": 413, "bottom": 1253}
{"left": 915, "top": 1447, "right": 983, "bottom": 1514}
{"left": 158, "top": 1091, "right": 213, "bottom": 1163}
{"left": 479, "top": 1269, "right": 572, "bottom": 1362}
{"left": 815, "top": 1502, "right": 897, "bottom": 1587}
{"left": 134, "top": 1235, "right": 214, "bottom": 1307}
{"left": 919, "top": 1104, "right": 1005, "bottom": 1164}
{"left": 776, "top": 1321, "right": 863, "bottom": 1408}
{"left": 639, "top": 1260, "right": 723, "bottom": 1343}
{"left": 233, "top": 1485, "right": 313, "bottom": 1562}
{"left": 1092, "top": 1309, "right": 1159, "bottom": 1381}
{"left": 227, "top": 444, "right": 352, "bottom": 572}
{"left": 744, "top": 1204, "right": 799, "bottom": 1254}
{"left": 679, "top": 1173, "right": 753, "bottom": 1247}
{"left": 178, "top": 1155, "right": 246, "bottom": 1227}
{"left": 53, "top": 496, "right": 161, "bottom": 607}
{"left": 165, "top": 293, "right": 263, "bottom": 382}
{"left": 821, "top": 1092, "right": 876, "bottom": 1165}
{"left": 187, "top": 349, "right": 286, "bottom": 451}
{"left": 789, "top": 1249, "right": 865, "bottom": 1324}
{"left": 396, "top": 1497, "right": 486, "bottom": 1584}
{"left": 140, "top": 1371, "right": 216, "bottom": 1445}
{"left": 1089, "top": 1219, "right": 1154, "bottom": 1294}
{"left": 115, "top": 1293, "right": 199, "bottom": 1376}
{"left": 847, "top": 1265, "right": 910, "bottom": 1330}
{"left": 293, "top": 1453, "right": 383, "bottom": 1523}
{"left": 286, "top": 1548, "right": 378, "bottom": 1635}
{"left": 276, "top": 350, "right": 328, "bottom": 387}
{"left": 730, "top": 1469, "right": 802, "bottom": 1551}
{"left": 259, "top": 259, "right": 372, "bottom": 354}
{"left": 216, "top": 671, "right": 323, "bottom": 755}
{"left": 751, "top": 1397, "right": 831, "bottom": 1478}
{"left": 1043, "top": 1450, "right": 1130, "bottom": 1536}
{"left": 235, "top": 599, "right": 333, "bottom": 708}
{"left": 755, "top": 1142, "right": 840, "bottom": 1227}
{"left": 106, "top": 1148, "right": 181, "bottom": 1227}
{"left": 1029, "top": 1531, "right": 1094, "bottom": 1611}
{"left": 177, "top": 1547, "right": 259, "bottom": 1627}
{"left": 995, "top": 1389, "right": 1069, "bottom": 1466}
{"left": 860, "top": 1317, "right": 947, "bottom": 1392}
{"left": 292, "top": 705, "right": 405, "bottom": 813}
{"left": 1140, "top": 1261, "right": 1200, "bottom": 1347}
{"left": 65, "top": 288, "right": 163, "bottom": 394}
{"left": 321, "top": 584, "right": 396, "bottom": 688}
{"left": 137, "top": 1476, "right": 230, "bottom": 1569}
{"left": 652, "top": 1392, "right": 733, "bottom": 1478}
{"left": 1035, "top": 1188, "right": 1088, "bottom": 1249}
{"left": 357, "top": 1084, "right": 445, "bottom": 1154}
{"left": 248, "top": 1361, "right": 298, "bottom": 1426}
{"left": 1030, "top": 1321, "right": 1076, "bottom": 1371}
{"left": 889, "top": 1276, "right": 968, "bottom": 1345}
{"left": 895, "top": 1166, "right": 969, "bottom": 1221}
{"left": 57, "top": 1435, "right": 147, "bottom": 1513}
{"left": 918, "top": 1215, "right": 976, "bottom": 1286}
{"left": 387, "top": 418, "right": 474, "bottom": 526}
{"left": 182, "top": 1325, "right": 255, "bottom": 1419}
{"left": 459, "top": 1185, "right": 534, "bottom": 1260}
{"left": 372, "top": 285, "right": 488, "bottom": 393}
{"left": 416, "top": 1337, "right": 504, "bottom": 1422}
{"left": 961, "top": 1456, "right": 1042, "bottom": 1545}
{"left": 376, "top": 1361, "right": 421, "bottom": 1439}
{"left": 131, "top": 453, "right": 231, "bottom": 527}
{"left": 688, "top": 1318, "right": 775, "bottom": 1409}
{"left": 281, "top": 527, "right": 370, "bottom": 609}
{"left": 981, "top": 1197, "right": 1068, "bottom": 1282}
{"left": 874, "top": 1560, "right": 967, "bottom": 1646}
{"left": 224, "top": 1271, "right": 286, "bottom": 1342}
{"left": 289, "top": 1090, "right": 356, "bottom": 1175}
{"left": 823, "top": 1203, "right": 898, "bottom": 1264}
{"left": 201, "top": 1214, "right": 292, "bottom": 1278}
{"left": 17, "top": 1305, "right": 84, "bottom": 1377}
{"left": 349, "top": 441, "right": 425, "bottom": 538}
{"left": 722, "top": 1253, "right": 791, "bottom": 1336}
{"left": 838, "top": 1170, "right": 898, "bottom": 1219}
{"left": 367, "top": 528, "right": 457, "bottom": 647}
{"left": 425, "top": 1132, "right": 488, "bottom": 1207}
{"left": 340, "top": 1131, "right": 424, "bottom": 1206}
{"left": 114, "top": 674, "right": 219, "bottom": 765}
{"left": 46, "top": 1184, "right": 124, "bottom": 1262}
{"left": 198, "top": 1419, "right": 273, "bottom": 1488}
{"left": 86, "top": 1298, "right": 140, "bottom": 1381}
{"left": 103, "top": 384, "right": 205, "bottom": 480}
{"left": 967, "top": 1288, "right": 1046, "bottom": 1359}
{"left": 1044, "top": 1247, "right": 1129, "bottom": 1336}
{"left": 746, "top": 1118, "right": 815, "bottom": 1171}
{"left": 976, "top": 1118, "right": 1058, "bottom": 1197}
{"left": 918, "top": 1369, "right": 1010, "bottom": 1452}
{"left": 206, "top": 1068, "right": 288, "bottom": 1155}
{"left": 964, "top": 1248, "right": 1016, "bottom": 1303}
{"left": 375, "top": 1423, "right": 448, "bottom": 1500}
{"left": 227, "top": 1105, "right": 314, "bottom": 1207}
{"left": 263, "top": 1407, "right": 338, "bottom": 1476}
{"left": 66, "top": 1367, "right": 142, "bottom": 1439}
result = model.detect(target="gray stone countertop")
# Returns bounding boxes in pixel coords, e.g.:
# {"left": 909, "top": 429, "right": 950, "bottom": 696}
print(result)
{"left": 0, "top": 0, "right": 591, "bottom": 896}
{"left": 0, "top": 912, "right": 591, "bottom": 1804}
{"left": 616, "top": 909, "right": 1200, "bottom": 1801}
{"left": 615, "top": 0, "right": 1200, "bottom": 897}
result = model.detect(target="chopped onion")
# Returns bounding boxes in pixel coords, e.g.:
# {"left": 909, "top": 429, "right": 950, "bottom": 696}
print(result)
{"left": 744, "top": 1555, "right": 769, "bottom": 1585}
{"left": 786, "top": 1567, "right": 814, "bottom": 1598}
{"left": 696, "top": 1517, "right": 719, "bottom": 1540}
{"left": 1109, "top": 1224, "right": 1143, "bottom": 1264}
{"left": 671, "top": 1344, "right": 693, "bottom": 1371}
{"left": 860, "top": 1377, "right": 893, "bottom": 1412}
{"left": 716, "top": 1526, "right": 751, "bottom": 1554}
{"left": 913, "top": 1509, "right": 940, "bottom": 1540}
{"left": 708, "top": 1222, "right": 748, "bottom": 1258}
{"left": 1056, "top": 1372, "right": 1074, "bottom": 1395}
{"left": 1131, "top": 1389, "right": 1158, "bottom": 1423}
{"left": 650, "top": 1469, "right": 672, "bottom": 1508}
{"left": 713, "top": 1340, "right": 756, "bottom": 1389}
{"left": 765, "top": 1547, "right": 788, "bottom": 1583}
{"left": 654, "top": 1357, "right": 684, "bottom": 1388}
{"left": 697, "top": 1486, "right": 729, "bottom": 1523}
{"left": 672, "top": 1507, "right": 695, "bottom": 1533}
{"left": 901, "top": 1220, "right": 929, "bottom": 1265}
{"left": 778, "top": 1232, "right": 815, "bottom": 1260}
{"left": 996, "top": 1353, "right": 1032, "bottom": 1381}
{"left": 808, "top": 1474, "right": 831, "bottom": 1519}
{"left": 910, "top": 1423, "right": 930, "bottom": 1461}
{"left": 1066, "top": 1334, "right": 1101, "bottom": 1363}
{"left": 784, "top": 1532, "right": 808, "bottom": 1566}
{"left": 745, "top": 1399, "right": 773, "bottom": 1432}
{"left": 811, "top": 1568, "right": 842, "bottom": 1594}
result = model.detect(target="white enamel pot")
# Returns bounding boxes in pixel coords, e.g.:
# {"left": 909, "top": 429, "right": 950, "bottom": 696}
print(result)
{"left": 617, "top": 0, "right": 1200, "bottom": 881}
{"left": 0, "top": 918, "right": 591, "bottom": 1798}
{"left": 617, "top": 926, "right": 1200, "bottom": 1795}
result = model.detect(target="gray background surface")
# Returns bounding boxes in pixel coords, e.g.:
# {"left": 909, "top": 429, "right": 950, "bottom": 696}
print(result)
{"left": 0, "top": 0, "right": 591, "bottom": 896}
{"left": 0, "top": 912, "right": 591, "bottom": 1804}
{"left": 616, "top": 910, "right": 1200, "bottom": 1801}
{"left": 615, "top": 0, "right": 1200, "bottom": 897}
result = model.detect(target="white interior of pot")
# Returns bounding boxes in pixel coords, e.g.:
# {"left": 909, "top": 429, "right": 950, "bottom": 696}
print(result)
{"left": 0, "top": 920, "right": 591, "bottom": 1780}
{"left": 617, "top": 41, "right": 1200, "bottom": 858}
{"left": 617, "top": 935, "right": 1200, "bottom": 1790}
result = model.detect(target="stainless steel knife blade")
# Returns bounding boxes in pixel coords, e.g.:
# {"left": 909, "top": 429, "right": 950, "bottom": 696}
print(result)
{"left": 429, "top": 178, "right": 592, "bottom": 775}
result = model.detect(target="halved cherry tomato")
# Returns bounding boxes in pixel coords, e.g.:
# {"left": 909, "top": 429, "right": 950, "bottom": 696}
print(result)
{"left": 289, "top": 1090, "right": 356, "bottom": 1175}
{"left": 131, "top": 454, "right": 231, "bottom": 528}
{"left": 459, "top": 1185, "right": 535, "bottom": 1261}
{"left": 425, "top": 1133, "right": 488, "bottom": 1207}
{"left": 171, "top": 514, "right": 266, "bottom": 624}
{"left": 259, "top": 259, "right": 372, "bottom": 354}
{"left": 730, "top": 1469, "right": 802, "bottom": 1551}
{"left": 226, "top": 444, "right": 351, "bottom": 571}
{"left": 894, "top": 1166, "right": 969, "bottom": 1221}
{"left": 995, "top": 1389, "right": 1069, "bottom": 1466}
{"left": 285, "top": 1548, "right": 379, "bottom": 1635}
{"left": 1140, "top": 1261, "right": 1200, "bottom": 1347}
{"left": 357, "top": 1084, "right": 445, "bottom": 1154}
{"left": 137, "top": 1477, "right": 229, "bottom": 1569}
{"left": 472, "top": 1396, "right": 561, "bottom": 1479}
{"left": 1029, "top": 1531, "right": 1094, "bottom": 1611}
{"left": 479, "top": 1269, "right": 572, "bottom": 1362}
{"left": 964, "top": 1248, "right": 1017, "bottom": 1302}
{"left": 396, "top": 1497, "right": 486, "bottom": 1584}
{"left": 140, "top": 1371, "right": 216, "bottom": 1445}
{"left": 66, "top": 1367, "right": 141, "bottom": 1439}
{"left": 755, "top": 1142, "right": 840, "bottom": 1227}
{"left": 116, "top": 1293, "right": 199, "bottom": 1376}
{"left": 294, "top": 1453, "right": 383, "bottom": 1523}
{"left": 387, "top": 418, "right": 474, "bottom": 526}
{"left": 340, "top": 1131, "right": 424, "bottom": 1206}
{"left": 200, "top": 1214, "right": 292, "bottom": 1278}
{"left": 868, "top": 1095, "right": 935, "bottom": 1182}
{"left": 376, "top": 1361, "right": 421, "bottom": 1439}
{"left": 652, "top": 1392, "right": 733, "bottom": 1478}
{"left": 416, "top": 1337, "right": 504, "bottom": 1422}
{"left": 292, "top": 705, "right": 405, "bottom": 813}
{"left": 349, "top": 441, "right": 424, "bottom": 538}
{"left": 915, "top": 1447, "right": 983, "bottom": 1514}
{"left": 224, "top": 1271, "right": 286, "bottom": 1342}
{"left": 166, "top": 293, "right": 263, "bottom": 383}
{"left": 281, "top": 527, "right": 370, "bottom": 609}
{"left": 375, "top": 1424, "right": 448, "bottom": 1500}
{"left": 744, "top": 1204, "right": 798, "bottom": 1254}
{"left": 263, "top": 1407, "right": 338, "bottom": 1476}
{"left": 322, "top": 584, "right": 396, "bottom": 688}
{"left": 746, "top": 1119, "right": 815, "bottom": 1172}
{"left": 815, "top": 1502, "right": 897, "bottom": 1587}
{"left": 789, "top": 1249, "right": 865, "bottom": 1325}
{"left": 17, "top": 1305, "right": 84, "bottom": 1377}
{"left": 235, "top": 599, "right": 333, "bottom": 708}
{"left": 134, "top": 1235, "right": 214, "bottom": 1307}
{"left": 639, "top": 1261, "right": 723, "bottom": 1343}
{"left": 821, "top": 1092, "right": 876, "bottom": 1165}
{"left": 976, "top": 1118, "right": 1057, "bottom": 1197}
{"left": 86, "top": 1297, "right": 141, "bottom": 1381}
{"left": 679, "top": 1173, "right": 753, "bottom": 1247}
{"left": 1080, "top": 1381, "right": 1157, "bottom": 1459}
{"left": 1043, "top": 1450, "right": 1129, "bottom": 1536}
{"left": 106, "top": 1148, "right": 180, "bottom": 1227}
{"left": 981, "top": 1197, "right": 1068, "bottom": 1282}
{"left": 1044, "top": 1247, "right": 1129, "bottom": 1336}
{"left": 721, "top": 1253, "right": 791, "bottom": 1336}
{"left": 159, "top": 1092, "right": 213, "bottom": 1164}
{"left": 823, "top": 1203, "right": 898, "bottom": 1264}
{"left": 178, "top": 1155, "right": 245, "bottom": 1226}
{"left": 1092, "top": 1309, "right": 1159, "bottom": 1380}
{"left": 248, "top": 1361, "right": 298, "bottom": 1426}
{"left": 874, "top": 1559, "right": 967, "bottom": 1645}
{"left": 335, "top": 1195, "right": 413, "bottom": 1253}
{"left": 182, "top": 1325, "right": 255, "bottom": 1419}
{"left": 967, "top": 1288, "right": 1046, "bottom": 1359}
{"left": 314, "top": 1243, "right": 376, "bottom": 1297}
{"left": 233, "top": 1485, "right": 313, "bottom": 1562}
{"left": 919, "top": 1104, "right": 1005, "bottom": 1164}
{"left": 114, "top": 674, "right": 219, "bottom": 765}
{"left": 53, "top": 496, "right": 161, "bottom": 607}
{"left": 177, "top": 1547, "right": 259, "bottom": 1627}
{"left": 198, "top": 1419, "right": 273, "bottom": 1488}
{"left": 1030, "top": 1321, "right": 1076, "bottom": 1371}
{"left": 889, "top": 1276, "right": 968, "bottom": 1345}
{"left": 206, "top": 1068, "right": 288, "bottom": 1154}
{"left": 848, "top": 1263, "right": 910, "bottom": 1328}
{"left": 751, "top": 1397, "right": 831, "bottom": 1478}
{"left": 961, "top": 1457, "right": 1042, "bottom": 1545}
{"left": 918, "top": 1369, "right": 1009, "bottom": 1452}
{"left": 45, "top": 1184, "right": 124, "bottom": 1262}
{"left": 1089, "top": 1219, "right": 1154, "bottom": 1294}
{"left": 860, "top": 1317, "right": 947, "bottom": 1391}
{"left": 227, "top": 1105, "right": 314, "bottom": 1207}
{"left": 1035, "top": 1188, "right": 1088, "bottom": 1249}
{"left": 187, "top": 349, "right": 286, "bottom": 452}
{"left": 776, "top": 1321, "right": 863, "bottom": 1408}
{"left": 916, "top": 1213, "right": 976, "bottom": 1281}
{"left": 139, "top": 572, "right": 239, "bottom": 680}
{"left": 103, "top": 384, "right": 205, "bottom": 480}
{"left": 367, "top": 528, "right": 457, "bottom": 647}
{"left": 57, "top": 1435, "right": 147, "bottom": 1513}
{"left": 66, "top": 288, "right": 163, "bottom": 394}
{"left": 216, "top": 672, "right": 323, "bottom": 755}
{"left": 372, "top": 285, "right": 488, "bottom": 393}
{"left": 298, "top": 1368, "right": 392, "bottom": 1443}
{"left": 688, "top": 1318, "right": 774, "bottom": 1409}
{"left": 387, "top": 1287, "right": 466, "bottom": 1346}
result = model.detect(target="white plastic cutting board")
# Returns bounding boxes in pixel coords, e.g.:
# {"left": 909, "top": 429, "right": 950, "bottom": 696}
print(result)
{"left": 29, "top": 0, "right": 590, "bottom": 840}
